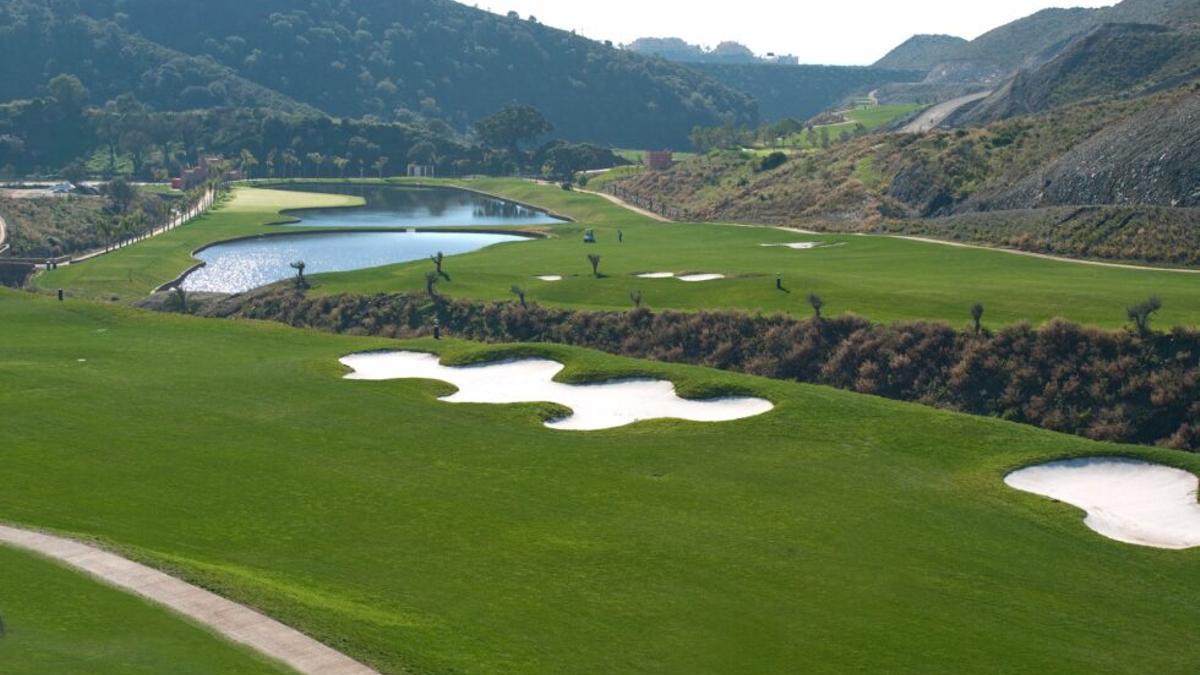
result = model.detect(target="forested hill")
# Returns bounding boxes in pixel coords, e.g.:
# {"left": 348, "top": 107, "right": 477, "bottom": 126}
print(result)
{"left": 49, "top": 0, "right": 757, "bottom": 148}
{"left": 0, "top": 1, "right": 317, "bottom": 115}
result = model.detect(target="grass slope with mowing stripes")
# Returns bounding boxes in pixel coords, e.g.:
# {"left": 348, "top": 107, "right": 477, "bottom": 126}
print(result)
{"left": 34, "top": 178, "right": 1200, "bottom": 328}
{"left": 3, "top": 288, "right": 1200, "bottom": 673}
{"left": 0, "top": 544, "right": 286, "bottom": 674}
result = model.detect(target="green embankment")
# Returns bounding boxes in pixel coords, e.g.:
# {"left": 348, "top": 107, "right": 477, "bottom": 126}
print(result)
{"left": 34, "top": 178, "right": 1200, "bottom": 329}
{"left": 3, "top": 288, "right": 1200, "bottom": 673}
{"left": 0, "top": 544, "right": 286, "bottom": 674}
{"left": 34, "top": 187, "right": 361, "bottom": 302}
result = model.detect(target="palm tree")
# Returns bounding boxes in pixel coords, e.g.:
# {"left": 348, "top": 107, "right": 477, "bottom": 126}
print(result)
{"left": 587, "top": 253, "right": 602, "bottom": 278}
{"left": 239, "top": 149, "right": 258, "bottom": 179}
{"left": 333, "top": 156, "right": 350, "bottom": 179}
{"left": 373, "top": 156, "right": 389, "bottom": 179}
{"left": 306, "top": 152, "right": 324, "bottom": 178}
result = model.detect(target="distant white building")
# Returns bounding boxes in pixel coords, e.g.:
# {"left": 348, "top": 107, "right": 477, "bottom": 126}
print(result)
{"left": 407, "top": 164, "right": 436, "bottom": 178}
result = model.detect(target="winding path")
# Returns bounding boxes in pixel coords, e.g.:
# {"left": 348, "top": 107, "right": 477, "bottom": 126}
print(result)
{"left": 577, "top": 187, "right": 673, "bottom": 223}
{"left": 0, "top": 524, "right": 379, "bottom": 675}
{"left": 878, "top": 233, "right": 1200, "bottom": 274}
{"left": 900, "top": 91, "right": 992, "bottom": 133}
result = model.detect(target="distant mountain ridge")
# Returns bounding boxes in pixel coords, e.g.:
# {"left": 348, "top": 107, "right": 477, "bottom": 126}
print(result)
{"left": 625, "top": 37, "right": 799, "bottom": 65}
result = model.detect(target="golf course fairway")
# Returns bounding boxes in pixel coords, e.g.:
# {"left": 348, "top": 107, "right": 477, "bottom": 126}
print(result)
{"left": 3, "top": 287, "right": 1200, "bottom": 673}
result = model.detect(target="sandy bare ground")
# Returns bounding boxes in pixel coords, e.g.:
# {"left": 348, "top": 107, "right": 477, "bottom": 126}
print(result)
{"left": 576, "top": 187, "right": 673, "bottom": 223}
{"left": 0, "top": 524, "right": 379, "bottom": 674}
{"left": 900, "top": 91, "right": 992, "bottom": 133}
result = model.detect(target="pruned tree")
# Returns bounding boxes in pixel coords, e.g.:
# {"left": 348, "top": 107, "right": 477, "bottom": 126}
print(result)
{"left": 971, "top": 303, "right": 985, "bottom": 335}
{"left": 167, "top": 286, "right": 189, "bottom": 314}
{"left": 808, "top": 292, "right": 825, "bottom": 320}
{"left": 587, "top": 253, "right": 602, "bottom": 278}
{"left": 424, "top": 270, "right": 440, "bottom": 297}
{"left": 430, "top": 251, "right": 448, "bottom": 279}
{"left": 1127, "top": 296, "right": 1163, "bottom": 336}
{"left": 289, "top": 260, "right": 307, "bottom": 288}
{"left": 511, "top": 284, "right": 527, "bottom": 308}
{"left": 630, "top": 290, "right": 643, "bottom": 308}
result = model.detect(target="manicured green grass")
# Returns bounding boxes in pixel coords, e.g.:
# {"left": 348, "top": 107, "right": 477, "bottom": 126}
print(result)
{"left": 35, "top": 178, "right": 1200, "bottom": 328}
{"left": 4, "top": 288, "right": 1200, "bottom": 673}
{"left": 0, "top": 544, "right": 286, "bottom": 674}
{"left": 614, "top": 148, "right": 698, "bottom": 163}
{"left": 779, "top": 104, "right": 927, "bottom": 149}
{"left": 34, "top": 187, "right": 361, "bottom": 302}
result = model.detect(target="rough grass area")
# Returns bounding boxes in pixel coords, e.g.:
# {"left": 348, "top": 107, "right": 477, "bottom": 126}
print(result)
{"left": 0, "top": 195, "right": 112, "bottom": 258}
{"left": 0, "top": 544, "right": 285, "bottom": 674}
{"left": 5, "top": 288, "right": 1200, "bottom": 673}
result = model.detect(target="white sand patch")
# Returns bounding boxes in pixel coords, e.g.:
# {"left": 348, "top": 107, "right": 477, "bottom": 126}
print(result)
{"left": 637, "top": 272, "right": 676, "bottom": 279}
{"left": 678, "top": 274, "right": 726, "bottom": 282}
{"left": 536, "top": 275, "right": 563, "bottom": 282}
{"left": 762, "top": 242, "right": 821, "bottom": 250}
{"left": 341, "top": 351, "right": 773, "bottom": 431}
{"left": 1005, "top": 457, "right": 1200, "bottom": 550}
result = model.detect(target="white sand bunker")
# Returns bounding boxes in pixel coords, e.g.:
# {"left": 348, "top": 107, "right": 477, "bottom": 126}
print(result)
{"left": 635, "top": 272, "right": 726, "bottom": 282}
{"left": 1005, "top": 457, "right": 1200, "bottom": 549}
{"left": 340, "top": 351, "right": 773, "bottom": 431}
{"left": 762, "top": 242, "right": 821, "bottom": 250}
{"left": 536, "top": 275, "right": 563, "bottom": 282}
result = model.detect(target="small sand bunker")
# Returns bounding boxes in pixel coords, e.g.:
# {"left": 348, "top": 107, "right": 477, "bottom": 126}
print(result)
{"left": 762, "top": 242, "right": 821, "bottom": 250}
{"left": 635, "top": 272, "right": 725, "bottom": 282}
{"left": 536, "top": 275, "right": 563, "bottom": 282}
{"left": 1005, "top": 457, "right": 1200, "bottom": 549}
{"left": 341, "top": 351, "right": 773, "bottom": 431}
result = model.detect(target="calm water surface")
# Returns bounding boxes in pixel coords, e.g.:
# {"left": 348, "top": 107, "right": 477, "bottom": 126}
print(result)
{"left": 182, "top": 231, "right": 525, "bottom": 293}
{"left": 273, "top": 183, "right": 564, "bottom": 228}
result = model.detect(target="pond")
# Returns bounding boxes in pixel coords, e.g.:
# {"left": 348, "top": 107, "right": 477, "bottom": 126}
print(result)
{"left": 181, "top": 230, "right": 525, "bottom": 293}
{"left": 271, "top": 183, "right": 565, "bottom": 228}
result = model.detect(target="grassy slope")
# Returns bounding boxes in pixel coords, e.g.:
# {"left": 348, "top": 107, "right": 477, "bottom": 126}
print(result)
{"left": 33, "top": 187, "right": 361, "bottom": 302}
{"left": 325, "top": 178, "right": 1200, "bottom": 329}
{"left": 0, "top": 545, "right": 286, "bottom": 674}
{"left": 4, "top": 288, "right": 1200, "bottom": 673}
{"left": 33, "top": 179, "right": 1200, "bottom": 328}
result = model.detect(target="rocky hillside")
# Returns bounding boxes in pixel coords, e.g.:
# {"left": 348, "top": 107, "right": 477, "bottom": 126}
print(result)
{"left": 952, "top": 23, "right": 1200, "bottom": 125}
{"left": 608, "top": 79, "right": 1200, "bottom": 264}
{"left": 874, "top": 35, "right": 969, "bottom": 72}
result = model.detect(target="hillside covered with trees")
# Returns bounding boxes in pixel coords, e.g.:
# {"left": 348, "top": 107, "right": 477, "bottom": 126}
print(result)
{"left": 34, "top": 0, "right": 757, "bottom": 148}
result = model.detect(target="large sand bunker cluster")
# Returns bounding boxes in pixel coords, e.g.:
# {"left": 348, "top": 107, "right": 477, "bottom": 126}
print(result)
{"left": 341, "top": 351, "right": 773, "bottom": 431}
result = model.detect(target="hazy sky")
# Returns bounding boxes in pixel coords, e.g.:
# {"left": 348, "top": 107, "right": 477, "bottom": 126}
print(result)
{"left": 474, "top": 0, "right": 1117, "bottom": 65}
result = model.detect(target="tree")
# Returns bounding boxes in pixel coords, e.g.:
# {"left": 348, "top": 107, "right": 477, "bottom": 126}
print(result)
{"left": 290, "top": 261, "right": 308, "bottom": 288}
{"left": 1127, "top": 296, "right": 1162, "bottom": 336}
{"left": 474, "top": 104, "right": 553, "bottom": 153}
{"left": 971, "top": 303, "right": 985, "bottom": 335}
{"left": 808, "top": 293, "right": 825, "bottom": 320}
{"left": 103, "top": 178, "right": 137, "bottom": 214}
{"left": 587, "top": 253, "right": 602, "bottom": 278}
{"left": 630, "top": 290, "right": 643, "bottom": 308}
{"left": 373, "top": 156, "right": 389, "bottom": 179}
{"left": 407, "top": 141, "right": 437, "bottom": 165}
{"left": 333, "top": 156, "right": 350, "bottom": 178}
{"left": 424, "top": 270, "right": 440, "bottom": 297}
{"left": 61, "top": 161, "right": 88, "bottom": 185}
{"left": 430, "top": 251, "right": 447, "bottom": 279}
{"left": 306, "top": 152, "right": 324, "bottom": 178}
{"left": 511, "top": 285, "right": 527, "bottom": 308}
{"left": 47, "top": 74, "right": 89, "bottom": 113}
{"left": 239, "top": 149, "right": 259, "bottom": 179}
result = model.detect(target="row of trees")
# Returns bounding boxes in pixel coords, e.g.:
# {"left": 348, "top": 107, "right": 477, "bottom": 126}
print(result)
{"left": 689, "top": 115, "right": 870, "bottom": 153}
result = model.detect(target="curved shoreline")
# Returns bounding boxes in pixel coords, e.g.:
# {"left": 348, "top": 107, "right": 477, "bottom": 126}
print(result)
{"left": 0, "top": 523, "right": 378, "bottom": 674}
